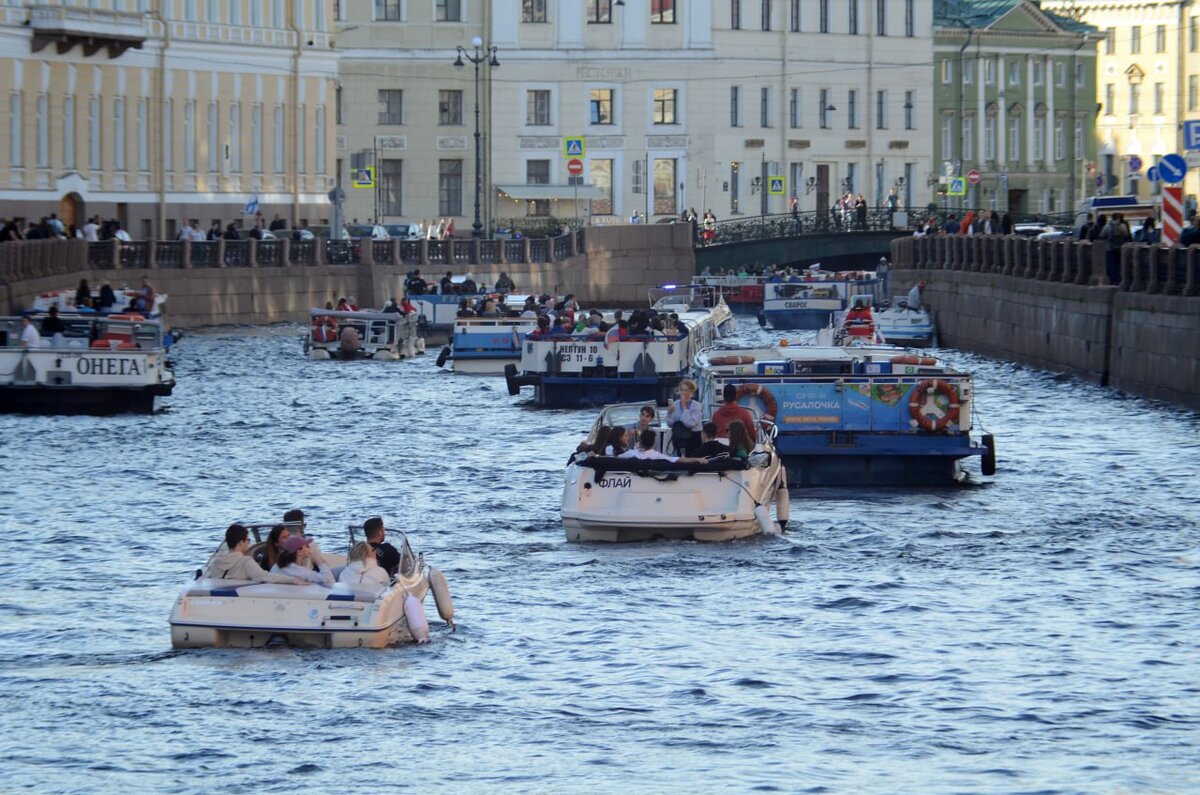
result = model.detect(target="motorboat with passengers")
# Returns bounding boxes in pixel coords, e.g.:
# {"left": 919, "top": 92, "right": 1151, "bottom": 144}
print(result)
{"left": 169, "top": 522, "right": 454, "bottom": 649}
{"left": 411, "top": 275, "right": 492, "bottom": 345}
{"left": 562, "top": 403, "right": 788, "bottom": 542}
{"left": 758, "top": 268, "right": 882, "bottom": 330}
{"left": 435, "top": 294, "right": 538, "bottom": 373}
{"left": 304, "top": 308, "right": 423, "bottom": 360}
{"left": 0, "top": 312, "right": 175, "bottom": 414}
{"left": 693, "top": 273, "right": 769, "bottom": 312}
{"left": 865, "top": 287, "right": 937, "bottom": 348}
{"left": 696, "top": 344, "right": 995, "bottom": 486}
{"left": 32, "top": 285, "right": 168, "bottom": 319}
{"left": 505, "top": 285, "right": 735, "bottom": 408}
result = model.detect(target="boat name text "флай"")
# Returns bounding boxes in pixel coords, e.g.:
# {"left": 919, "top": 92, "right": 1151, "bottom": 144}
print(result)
{"left": 75, "top": 357, "right": 144, "bottom": 376}
{"left": 597, "top": 476, "right": 631, "bottom": 489}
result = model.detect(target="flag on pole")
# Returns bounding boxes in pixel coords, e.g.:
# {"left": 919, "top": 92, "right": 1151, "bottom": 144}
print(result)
{"left": 241, "top": 196, "right": 259, "bottom": 216}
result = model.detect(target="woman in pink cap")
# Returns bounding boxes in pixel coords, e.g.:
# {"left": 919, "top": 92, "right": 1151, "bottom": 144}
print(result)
{"left": 270, "top": 536, "right": 334, "bottom": 585}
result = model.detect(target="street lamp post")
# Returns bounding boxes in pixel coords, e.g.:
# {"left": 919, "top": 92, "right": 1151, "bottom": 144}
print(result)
{"left": 455, "top": 36, "right": 499, "bottom": 239}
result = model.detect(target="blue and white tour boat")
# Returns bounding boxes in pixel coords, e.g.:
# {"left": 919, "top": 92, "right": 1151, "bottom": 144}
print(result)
{"left": 759, "top": 269, "right": 882, "bottom": 330}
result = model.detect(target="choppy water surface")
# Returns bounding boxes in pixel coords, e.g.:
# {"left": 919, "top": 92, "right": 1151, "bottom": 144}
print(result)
{"left": 1, "top": 322, "right": 1198, "bottom": 794}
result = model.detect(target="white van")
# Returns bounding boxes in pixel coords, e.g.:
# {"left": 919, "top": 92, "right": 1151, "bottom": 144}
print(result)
{"left": 1075, "top": 196, "right": 1156, "bottom": 232}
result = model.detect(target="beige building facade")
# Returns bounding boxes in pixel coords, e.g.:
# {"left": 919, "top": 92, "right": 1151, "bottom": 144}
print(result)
{"left": 0, "top": 0, "right": 338, "bottom": 238}
{"left": 335, "top": 0, "right": 936, "bottom": 231}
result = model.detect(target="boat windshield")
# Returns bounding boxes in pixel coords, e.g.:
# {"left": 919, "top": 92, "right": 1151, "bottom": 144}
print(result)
{"left": 593, "top": 402, "right": 661, "bottom": 437}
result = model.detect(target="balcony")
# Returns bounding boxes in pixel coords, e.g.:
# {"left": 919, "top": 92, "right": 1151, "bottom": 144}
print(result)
{"left": 30, "top": 4, "right": 147, "bottom": 58}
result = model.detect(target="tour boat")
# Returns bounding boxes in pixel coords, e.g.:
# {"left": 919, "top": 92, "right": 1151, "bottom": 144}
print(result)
{"left": 504, "top": 287, "right": 735, "bottom": 408}
{"left": 562, "top": 403, "right": 789, "bottom": 542}
{"left": 696, "top": 345, "right": 995, "bottom": 486}
{"left": 693, "top": 273, "right": 768, "bottom": 311}
{"left": 304, "top": 308, "right": 424, "bottom": 360}
{"left": 169, "top": 524, "right": 454, "bottom": 649}
{"left": 435, "top": 295, "right": 538, "bottom": 373}
{"left": 0, "top": 313, "right": 175, "bottom": 414}
{"left": 32, "top": 286, "right": 168, "bottom": 318}
{"left": 758, "top": 270, "right": 882, "bottom": 330}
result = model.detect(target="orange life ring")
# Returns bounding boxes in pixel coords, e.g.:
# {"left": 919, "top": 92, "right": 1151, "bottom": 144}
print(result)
{"left": 312, "top": 319, "right": 338, "bottom": 343}
{"left": 890, "top": 355, "right": 938, "bottom": 366}
{"left": 110, "top": 313, "right": 145, "bottom": 322}
{"left": 709, "top": 354, "right": 756, "bottom": 366}
{"left": 736, "top": 383, "right": 778, "bottom": 424}
{"left": 908, "top": 379, "right": 961, "bottom": 432}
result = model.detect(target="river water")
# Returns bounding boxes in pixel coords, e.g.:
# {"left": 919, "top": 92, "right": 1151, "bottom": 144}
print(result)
{"left": 1, "top": 322, "right": 1197, "bottom": 794}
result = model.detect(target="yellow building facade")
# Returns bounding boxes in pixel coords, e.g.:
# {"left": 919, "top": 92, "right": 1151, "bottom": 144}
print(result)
{"left": 0, "top": 1, "right": 337, "bottom": 238}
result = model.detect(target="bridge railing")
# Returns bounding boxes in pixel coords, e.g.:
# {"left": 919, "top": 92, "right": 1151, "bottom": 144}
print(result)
{"left": 891, "top": 234, "right": 1199, "bottom": 297}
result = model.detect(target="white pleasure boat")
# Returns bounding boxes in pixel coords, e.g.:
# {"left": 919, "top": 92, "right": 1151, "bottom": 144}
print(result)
{"left": 303, "top": 308, "right": 423, "bottom": 360}
{"left": 562, "top": 403, "right": 789, "bottom": 542}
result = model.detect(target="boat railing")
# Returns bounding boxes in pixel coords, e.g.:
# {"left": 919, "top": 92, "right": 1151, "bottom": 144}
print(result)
{"left": 520, "top": 335, "right": 689, "bottom": 374}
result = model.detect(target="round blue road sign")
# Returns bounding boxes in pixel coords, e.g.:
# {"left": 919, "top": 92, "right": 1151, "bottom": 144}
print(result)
{"left": 1146, "top": 165, "right": 1160, "bottom": 182}
{"left": 1129, "top": 155, "right": 1143, "bottom": 172}
{"left": 1158, "top": 153, "right": 1188, "bottom": 184}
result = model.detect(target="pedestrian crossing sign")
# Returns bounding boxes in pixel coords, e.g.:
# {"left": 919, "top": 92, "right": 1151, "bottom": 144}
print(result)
{"left": 352, "top": 166, "right": 375, "bottom": 189}
{"left": 768, "top": 176, "right": 786, "bottom": 195}
{"left": 563, "top": 137, "right": 586, "bottom": 159}
{"left": 947, "top": 177, "right": 966, "bottom": 196}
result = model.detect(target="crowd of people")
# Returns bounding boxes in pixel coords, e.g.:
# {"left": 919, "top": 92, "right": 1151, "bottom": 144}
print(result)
{"left": 1, "top": 214, "right": 132, "bottom": 242}
{"left": 205, "top": 509, "right": 406, "bottom": 594}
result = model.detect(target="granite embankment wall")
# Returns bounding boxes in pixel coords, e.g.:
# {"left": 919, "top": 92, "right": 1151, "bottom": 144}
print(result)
{"left": 891, "top": 235, "right": 1200, "bottom": 411}
{"left": 0, "top": 225, "right": 695, "bottom": 328}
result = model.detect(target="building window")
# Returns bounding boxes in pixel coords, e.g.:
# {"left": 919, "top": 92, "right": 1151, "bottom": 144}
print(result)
{"left": 1156, "top": 24, "right": 1167, "bottom": 53}
{"left": 378, "top": 90, "right": 403, "bottom": 125}
{"left": 438, "top": 159, "right": 462, "bottom": 215}
{"left": 314, "top": 106, "right": 324, "bottom": 173}
{"left": 1033, "top": 116, "right": 1045, "bottom": 161}
{"left": 183, "top": 100, "right": 194, "bottom": 172}
{"left": 526, "top": 159, "right": 550, "bottom": 216}
{"left": 439, "top": 90, "right": 463, "bottom": 125}
{"left": 984, "top": 58, "right": 996, "bottom": 85}
{"left": 273, "top": 105, "right": 284, "bottom": 173}
{"left": 1129, "top": 83, "right": 1140, "bottom": 114}
{"left": 229, "top": 102, "right": 240, "bottom": 173}
{"left": 1104, "top": 83, "right": 1114, "bottom": 115}
{"left": 1054, "top": 118, "right": 1065, "bottom": 160}
{"left": 761, "top": 0, "right": 770, "bottom": 30}
{"left": 1074, "top": 118, "right": 1084, "bottom": 159}
{"left": 904, "top": 90, "right": 914, "bottom": 129}
{"left": 207, "top": 101, "right": 218, "bottom": 172}
{"left": 819, "top": 0, "right": 829, "bottom": 33}
{"left": 1154, "top": 82, "right": 1164, "bottom": 114}
{"left": 1008, "top": 117, "right": 1020, "bottom": 160}
{"left": 591, "top": 158, "right": 613, "bottom": 215}
{"left": 137, "top": 97, "right": 148, "bottom": 172}
{"left": 847, "top": 89, "right": 858, "bottom": 129}
{"left": 876, "top": 90, "right": 887, "bottom": 130}
{"left": 963, "top": 60, "right": 973, "bottom": 85}
{"left": 63, "top": 96, "right": 75, "bottom": 170}
{"left": 1130, "top": 25, "right": 1141, "bottom": 54}
{"left": 941, "top": 115, "right": 952, "bottom": 159}
{"left": 271, "top": 0, "right": 283, "bottom": 27}
{"left": 1032, "top": 60, "right": 1043, "bottom": 86}
{"left": 760, "top": 87, "right": 771, "bottom": 127}
{"left": 730, "top": 86, "right": 741, "bottom": 127}
{"left": 231, "top": 0, "right": 243, "bottom": 25}
{"left": 1190, "top": 75, "right": 1199, "bottom": 111}
{"left": 590, "top": 89, "right": 614, "bottom": 125}
{"left": 652, "top": 1, "right": 675, "bottom": 24}
{"left": 295, "top": 105, "right": 305, "bottom": 173}
{"left": 436, "top": 0, "right": 461, "bottom": 22}
{"left": 1191, "top": 17, "right": 1199, "bottom": 52}
{"left": 654, "top": 158, "right": 677, "bottom": 215}
{"left": 789, "top": 87, "right": 801, "bottom": 128}
{"left": 963, "top": 115, "right": 973, "bottom": 160}
{"left": 819, "top": 88, "right": 831, "bottom": 128}
{"left": 89, "top": 97, "right": 102, "bottom": 170}
{"left": 942, "top": 59, "right": 953, "bottom": 84}
{"left": 526, "top": 90, "right": 551, "bottom": 125}
{"left": 380, "top": 159, "right": 403, "bottom": 216}
{"left": 1055, "top": 61, "right": 1065, "bottom": 87}
{"left": 1076, "top": 62, "right": 1085, "bottom": 88}
{"left": 791, "top": 0, "right": 800, "bottom": 32}
{"left": 653, "top": 88, "right": 677, "bottom": 124}
{"left": 848, "top": 0, "right": 858, "bottom": 35}
{"left": 905, "top": 0, "right": 914, "bottom": 37}
{"left": 336, "top": 86, "right": 343, "bottom": 124}
{"left": 251, "top": 104, "right": 262, "bottom": 173}
{"left": 35, "top": 94, "right": 48, "bottom": 169}
{"left": 731, "top": 0, "right": 740, "bottom": 30}
{"left": 1008, "top": 59, "right": 1020, "bottom": 86}
{"left": 1104, "top": 27, "right": 1115, "bottom": 54}
{"left": 374, "top": 0, "right": 400, "bottom": 19}
{"left": 984, "top": 115, "right": 996, "bottom": 161}
{"left": 876, "top": 0, "right": 886, "bottom": 35}
{"left": 588, "top": 0, "right": 612, "bottom": 23}
{"left": 522, "top": 0, "right": 547, "bottom": 23}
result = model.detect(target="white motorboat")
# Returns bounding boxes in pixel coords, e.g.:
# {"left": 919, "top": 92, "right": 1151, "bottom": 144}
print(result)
{"left": 562, "top": 403, "right": 789, "bottom": 542}
{"left": 871, "top": 300, "right": 937, "bottom": 347}
{"left": 169, "top": 524, "right": 454, "bottom": 649}
{"left": 33, "top": 286, "right": 168, "bottom": 318}
{"left": 0, "top": 312, "right": 174, "bottom": 414}
{"left": 303, "top": 308, "right": 423, "bottom": 360}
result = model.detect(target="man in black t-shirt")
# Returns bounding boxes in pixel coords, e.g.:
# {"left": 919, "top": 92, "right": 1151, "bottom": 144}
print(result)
{"left": 364, "top": 516, "right": 400, "bottom": 578}
{"left": 694, "top": 421, "right": 730, "bottom": 460}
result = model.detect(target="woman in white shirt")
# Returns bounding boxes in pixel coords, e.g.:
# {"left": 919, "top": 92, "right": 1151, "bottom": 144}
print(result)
{"left": 338, "top": 542, "right": 390, "bottom": 592}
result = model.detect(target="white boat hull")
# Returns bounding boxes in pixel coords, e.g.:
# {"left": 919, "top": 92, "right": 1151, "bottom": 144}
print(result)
{"left": 450, "top": 356, "right": 518, "bottom": 374}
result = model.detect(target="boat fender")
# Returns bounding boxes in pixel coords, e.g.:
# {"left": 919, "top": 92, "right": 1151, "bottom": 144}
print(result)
{"left": 429, "top": 567, "right": 455, "bottom": 627}
{"left": 981, "top": 433, "right": 997, "bottom": 476}
{"left": 504, "top": 363, "right": 521, "bottom": 396}
{"left": 436, "top": 345, "right": 451, "bottom": 368}
{"left": 754, "top": 504, "right": 778, "bottom": 536}
{"left": 757, "top": 310, "right": 767, "bottom": 328}
{"left": 416, "top": 337, "right": 426, "bottom": 354}
{"left": 776, "top": 481, "right": 790, "bottom": 529}
{"left": 709, "top": 354, "right": 756, "bottom": 366}
{"left": 404, "top": 593, "right": 430, "bottom": 644}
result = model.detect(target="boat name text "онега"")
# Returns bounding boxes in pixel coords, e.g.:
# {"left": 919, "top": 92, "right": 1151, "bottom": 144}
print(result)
{"left": 75, "top": 357, "right": 144, "bottom": 376}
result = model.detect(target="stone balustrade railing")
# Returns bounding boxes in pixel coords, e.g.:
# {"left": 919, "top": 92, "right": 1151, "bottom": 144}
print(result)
{"left": 890, "top": 235, "right": 1200, "bottom": 297}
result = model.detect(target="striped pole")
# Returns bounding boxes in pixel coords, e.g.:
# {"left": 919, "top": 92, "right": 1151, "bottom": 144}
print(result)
{"left": 1162, "top": 186, "right": 1184, "bottom": 245}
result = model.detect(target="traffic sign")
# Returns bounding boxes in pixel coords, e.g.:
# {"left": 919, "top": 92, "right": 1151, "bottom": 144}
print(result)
{"left": 999, "top": 171, "right": 1009, "bottom": 189}
{"left": 563, "top": 137, "right": 586, "bottom": 158}
{"left": 1163, "top": 185, "right": 1184, "bottom": 245}
{"left": 1146, "top": 165, "right": 1160, "bottom": 182}
{"left": 352, "top": 166, "right": 375, "bottom": 189}
{"left": 947, "top": 177, "right": 967, "bottom": 196}
{"left": 768, "top": 176, "right": 786, "bottom": 195}
{"left": 1184, "top": 120, "right": 1200, "bottom": 150}
{"left": 967, "top": 169, "right": 981, "bottom": 184}
{"left": 567, "top": 158, "right": 584, "bottom": 177}
{"left": 1095, "top": 175, "right": 1104, "bottom": 188}
{"left": 1128, "top": 155, "right": 1143, "bottom": 173}
{"left": 1158, "top": 153, "right": 1188, "bottom": 183}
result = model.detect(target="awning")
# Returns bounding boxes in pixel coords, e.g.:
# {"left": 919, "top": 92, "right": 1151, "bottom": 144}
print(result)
{"left": 495, "top": 184, "right": 606, "bottom": 201}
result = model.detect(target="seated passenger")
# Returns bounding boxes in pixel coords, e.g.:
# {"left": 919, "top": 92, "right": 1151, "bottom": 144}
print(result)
{"left": 520, "top": 298, "right": 538, "bottom": 318}
{"left": 480, "top": 299, "right": 500, "bottom": 317}
{"left": 694, "top": 421, "right": 731, "bottom": 460}
{"left": 254, "top": 523, "right": 290, "bottom": 571}
{"left": 270, "top": 536, "right": 334, "bottom": 585}
{"left": 843, "top": 297, "right": 874, "bottom": 335}
{"left": 727, "top": 420, "right": 754, "bottom": 460}
{"left": 207, "top": 523, "right": 303, "bottom": 584}
{"left": 338, "top": 542, "right": 391, "bottom": 591}
{"left": 548, "top": 316, "right": 574, "bottom": 337}
{"left": 627, "top": 405, "right": 657, "bottom": 436}
{"left": 400, "top": 296, "right": 418, "bottom": 314}
{"left": 456, "top": 298, "right": 476, "bottom": 318}
{"left": 713, "top": 384, "right": 755, "bottom": 438}
{"left": 365, "top": 516, "right": 401, "bottom": 578}
{"left": 619, "top": 429, "right": 705, "bottom": 463}
{"left": 604, "top": 426, "right": 630, "bottom": 457}
{"left": 528, "top": 314, "right": 552, "bottom": 339}
{"left": 577, "top": 425, "right": 612, "bottom": 456}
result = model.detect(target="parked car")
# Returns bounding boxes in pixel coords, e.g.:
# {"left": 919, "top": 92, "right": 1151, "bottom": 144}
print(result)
{"left": 345, "top": 224, "right": 390, "bottom": 240}
{"left": 384, "top": 223, "right": 422, "bottom": 240}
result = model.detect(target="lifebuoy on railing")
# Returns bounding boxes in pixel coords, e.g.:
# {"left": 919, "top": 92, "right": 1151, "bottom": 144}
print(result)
{"left": 890, "top": 355, "right": 937, "bottom": 366}
{"left": 312, "top": 321, "right": 337, "bottom": 343}
{"left": 709, "top": 354, "right": 756, "bottom": 366}
{"left": 110, "top": 313, "right": 145, "bottom": 322}
{"left": 736, "top": 383, "right": 778, "bottom": 425}
{"left": 908, "top": 379, "right": 960, "bottom": 432}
